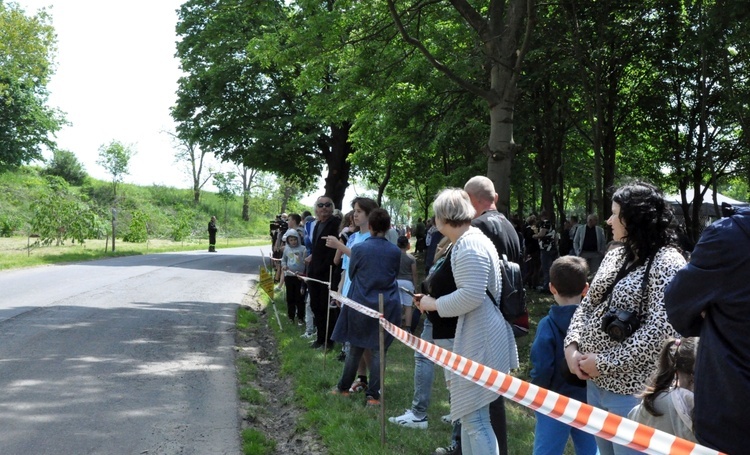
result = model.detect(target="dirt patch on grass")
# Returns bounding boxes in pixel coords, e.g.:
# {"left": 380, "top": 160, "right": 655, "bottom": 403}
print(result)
{"left": 237, "top": 294, "right": 327, "bottom": 455}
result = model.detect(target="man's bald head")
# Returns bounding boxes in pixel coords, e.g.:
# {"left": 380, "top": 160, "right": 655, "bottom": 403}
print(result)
{"left": 464, "top": 176, "right": 497, "bottom": 214}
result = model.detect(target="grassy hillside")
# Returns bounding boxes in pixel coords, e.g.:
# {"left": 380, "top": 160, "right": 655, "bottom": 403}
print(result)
{"left": 0, "top": 166, "right": 309, "bottom": 242}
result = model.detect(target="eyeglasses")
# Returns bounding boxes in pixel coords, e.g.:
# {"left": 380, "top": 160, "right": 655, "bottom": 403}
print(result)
{"left": 317, "top": 202, "right": 333, "bottom": 208}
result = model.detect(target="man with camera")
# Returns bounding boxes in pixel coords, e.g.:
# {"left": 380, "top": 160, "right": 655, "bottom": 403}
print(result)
{"left": 271, "top": 213, "right": 289, "bottom": 282}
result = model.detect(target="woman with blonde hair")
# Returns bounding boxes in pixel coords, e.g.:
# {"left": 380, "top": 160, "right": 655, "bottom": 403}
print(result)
{"left": 416, "top": 188, "right": 518, "bottom": 455}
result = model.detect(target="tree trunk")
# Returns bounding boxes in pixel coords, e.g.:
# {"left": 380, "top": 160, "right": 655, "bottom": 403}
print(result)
{"left": 323, "top": 122, "right": 353, "bottom": 209}
{"left": 487, "top": 100, "right": 516, "bottom": 215}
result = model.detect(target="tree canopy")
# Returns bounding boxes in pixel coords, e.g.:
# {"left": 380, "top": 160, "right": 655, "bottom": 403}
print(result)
{"left": 170, "top": 0, "right": 749, "bottom": 235}
{"left": 0, "top": 2, "right": 65, "bottom": 170}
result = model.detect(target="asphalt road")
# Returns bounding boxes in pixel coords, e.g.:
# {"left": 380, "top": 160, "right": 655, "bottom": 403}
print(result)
{"left": 0, "top": 246, "right": 269, "bottom": 455}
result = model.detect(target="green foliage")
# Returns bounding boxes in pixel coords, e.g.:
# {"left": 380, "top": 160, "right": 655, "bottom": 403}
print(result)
{"left": 213, "top": 172, "right": 240, "bottom": 203}
{"left": 30, "top": 176, "right": 102, "bottom": 245}
{"left": 173, "top": 0, "right": 322, "bottom": 188}
{"left": 122, "top": 209, "right": 149, "bottom": 243}
{"left": 44, "top": 149, "right": 87, "bottom": 185}
{"left": 0, "top": 3, "right": 66, "bottom": 170}
{"left": 97, "top": 140, "right": 135, "bottom": 201}
{"left": 0, "top": 213, "right": 20, "bottom": 237}
{"left": 2, "top": 165, "right": 292, "bottom": 249}
{"left": 170, "top": 209, "right": 195, "bottom": 242}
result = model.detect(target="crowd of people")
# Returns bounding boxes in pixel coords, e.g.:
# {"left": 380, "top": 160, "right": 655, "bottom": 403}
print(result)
{"left": 266, "top": 177, "right": 748, "bottom": 455}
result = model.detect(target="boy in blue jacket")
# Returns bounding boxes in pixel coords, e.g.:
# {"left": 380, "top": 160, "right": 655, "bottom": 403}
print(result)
{"left": 530, "top": 256, "right": 598, "bottom": 455}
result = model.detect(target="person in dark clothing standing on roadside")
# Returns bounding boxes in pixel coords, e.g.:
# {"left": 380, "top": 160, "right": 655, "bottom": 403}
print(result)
{"left": 208, "top": 216, "right": 218, "bottom": 252}
{"left": 306, "top": 196, "right": 342, "bottom": 350}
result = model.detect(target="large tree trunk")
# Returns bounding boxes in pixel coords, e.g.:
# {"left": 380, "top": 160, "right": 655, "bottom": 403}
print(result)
{"left": 388, "top": 0, "right": 533, "bottom": 215}
{"left": 323, "top": 122, "right": 353, "bottom": 209}
{"left": 487, "top": 90, "right": 517, "bottom": 216}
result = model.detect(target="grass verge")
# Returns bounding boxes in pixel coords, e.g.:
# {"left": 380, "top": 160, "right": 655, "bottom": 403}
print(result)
{"left": 0, "top": 236, "right": 270, "bottom": 270}
{"left": 253, "top": 287, "right": 571, "bottom": 454}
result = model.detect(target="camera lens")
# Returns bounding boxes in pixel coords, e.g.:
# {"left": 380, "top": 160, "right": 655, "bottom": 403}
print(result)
{"left": 608, "top": 325, "right": 626, "bottom": 342}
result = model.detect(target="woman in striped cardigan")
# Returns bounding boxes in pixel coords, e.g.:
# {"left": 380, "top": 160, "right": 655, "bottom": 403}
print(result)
{"left": 416, "top": 188, "right": 518, "bottom": 455}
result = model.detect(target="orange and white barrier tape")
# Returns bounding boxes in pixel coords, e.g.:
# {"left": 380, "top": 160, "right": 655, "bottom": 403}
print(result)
{"left": 328, "top": 290, "right": 725, "bottom": 455}
{"left": 330, "top": 291, "right": 385, "bottom": 319}
{"left": 297, "top": 275, "right": 330, "bottom": 287}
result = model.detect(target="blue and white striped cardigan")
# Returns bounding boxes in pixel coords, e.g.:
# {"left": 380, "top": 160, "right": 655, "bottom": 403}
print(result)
{"left": 436, "top": 226, "right": 519, "bottom": 421}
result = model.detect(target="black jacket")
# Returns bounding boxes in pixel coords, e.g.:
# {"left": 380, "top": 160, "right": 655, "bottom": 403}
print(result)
{"left": 307, "top": 215, "right": 341, "bottom": 283}
{"left": 665, "top": 207, "right": 750, "bottom": 454}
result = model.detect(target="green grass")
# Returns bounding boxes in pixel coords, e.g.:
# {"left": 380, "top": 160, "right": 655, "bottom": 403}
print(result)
{"left": 260, "top": 288, "right": 567, "bottom": 454}
{"left": 237, "top": 307, "right": 260, "bottom": 330}
{"left": 0, "top": 236, "right": 270, "bottom": 270}
{"left": 241, "top": 429, "right": 276, "bottom": 455}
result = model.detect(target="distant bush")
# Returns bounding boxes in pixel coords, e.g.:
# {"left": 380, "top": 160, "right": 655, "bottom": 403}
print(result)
{"left": 0, "top": 213, "right": 20, "bottom": 237}
{"left": 43, "top": 150, "right": 87, "bottom": 186}
{"left": 170, "top": 209, "right": 195, "bottom": 241}
{"left": 122, "top": 210, "right": 149, "bottom": 243}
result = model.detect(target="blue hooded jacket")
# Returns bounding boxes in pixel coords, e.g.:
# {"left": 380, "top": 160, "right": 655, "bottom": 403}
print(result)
{"left": 530, "top": 303, "right": 588, "bottom": 403}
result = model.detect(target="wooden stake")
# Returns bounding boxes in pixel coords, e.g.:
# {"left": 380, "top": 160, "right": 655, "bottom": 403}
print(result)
{"left": 323, "top": 266, "right": 333, "bottom": 370}
{"left": 379, "top": 294, "right": 386, "bottom": 447}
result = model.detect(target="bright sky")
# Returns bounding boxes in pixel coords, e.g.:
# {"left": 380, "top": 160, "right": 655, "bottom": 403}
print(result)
{"left": 17, "top": 0, "right": 196, "bottom": 189}
{"left": 16, "top": 0, "right": 356, "bottom": 206}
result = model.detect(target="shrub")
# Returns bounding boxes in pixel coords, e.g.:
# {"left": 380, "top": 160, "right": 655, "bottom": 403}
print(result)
{"left": 0, "top": 213, "right": 20, "bottom": 237}
{"left": 43, "top": 149, "right": 88, "bottom": 186}
{"left": 122, "top": 210, "right": 149, "bottom": 243}
{"left": 170, "top": 209, "right": 195, "bottom": 241}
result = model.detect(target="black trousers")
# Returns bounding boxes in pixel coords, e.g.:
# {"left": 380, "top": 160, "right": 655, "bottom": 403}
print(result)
{"left": 490, "top": 396, "right": 508, "bottom": 454}
{"left": 284, "top": 275, "right": 305, "bottom": 322}
{"left": 307, "top": 280, "right": 339, "bottom": 345}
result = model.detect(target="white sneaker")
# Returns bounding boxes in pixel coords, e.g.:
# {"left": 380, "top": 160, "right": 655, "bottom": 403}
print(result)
{"left": 388, "top": 409, "right": 428, "bottom": 429}
{"left": 441, "top": 414, "right": 451, "bottom": 424}
{"left": 300, "top": 331, "right": 316, "bottom": 339}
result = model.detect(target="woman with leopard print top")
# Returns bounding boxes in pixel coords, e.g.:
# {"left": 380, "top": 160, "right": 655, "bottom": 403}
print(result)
{"left": 564, "top": 181, "right": 685, "bottom": 455}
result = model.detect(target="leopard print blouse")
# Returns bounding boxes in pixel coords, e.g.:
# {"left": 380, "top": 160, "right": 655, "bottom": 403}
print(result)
{"left": 565, "top": 246, "right": 686, "bottom": 395}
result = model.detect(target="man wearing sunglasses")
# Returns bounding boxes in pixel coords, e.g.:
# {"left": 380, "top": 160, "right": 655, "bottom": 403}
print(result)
{"left": 306, "top": 196, "right": 342, "bottom": 349}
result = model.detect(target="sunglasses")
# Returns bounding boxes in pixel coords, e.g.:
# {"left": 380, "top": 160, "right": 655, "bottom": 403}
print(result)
{"left": 317, "top": 202, "right": 333, "bottom": 208}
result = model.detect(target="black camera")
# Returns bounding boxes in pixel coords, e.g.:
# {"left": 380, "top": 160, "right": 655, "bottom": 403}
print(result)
{"left": 601, "top": 308, "right": 640, "bottom": 342}
{"left": 269, "top": 216, "right": 288, "bottom": 236}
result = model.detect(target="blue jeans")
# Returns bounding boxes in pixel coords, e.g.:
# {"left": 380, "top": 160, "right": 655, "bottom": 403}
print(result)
{"left": 411, "top": 320, "right": 454, "bottom": 415}
{"left": 586, "top": 381, "right": 640, "bottom": 455}
{"left": 304, "top": 289, "right": 314, "bottom": 333}
{"left": 411, "top": 319, "right": 435, "bottom": 419}
{"left": 455, "top": 396, "right": 508, "bottom": 453}
{"left": 338, "top": 344, "right": 382, "bottom": 399}
{"left": 461, "top": 405, "right": 498, "bottom": 455}
{"left": 533, "top": 412, "right": 599, "bottom": 455}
